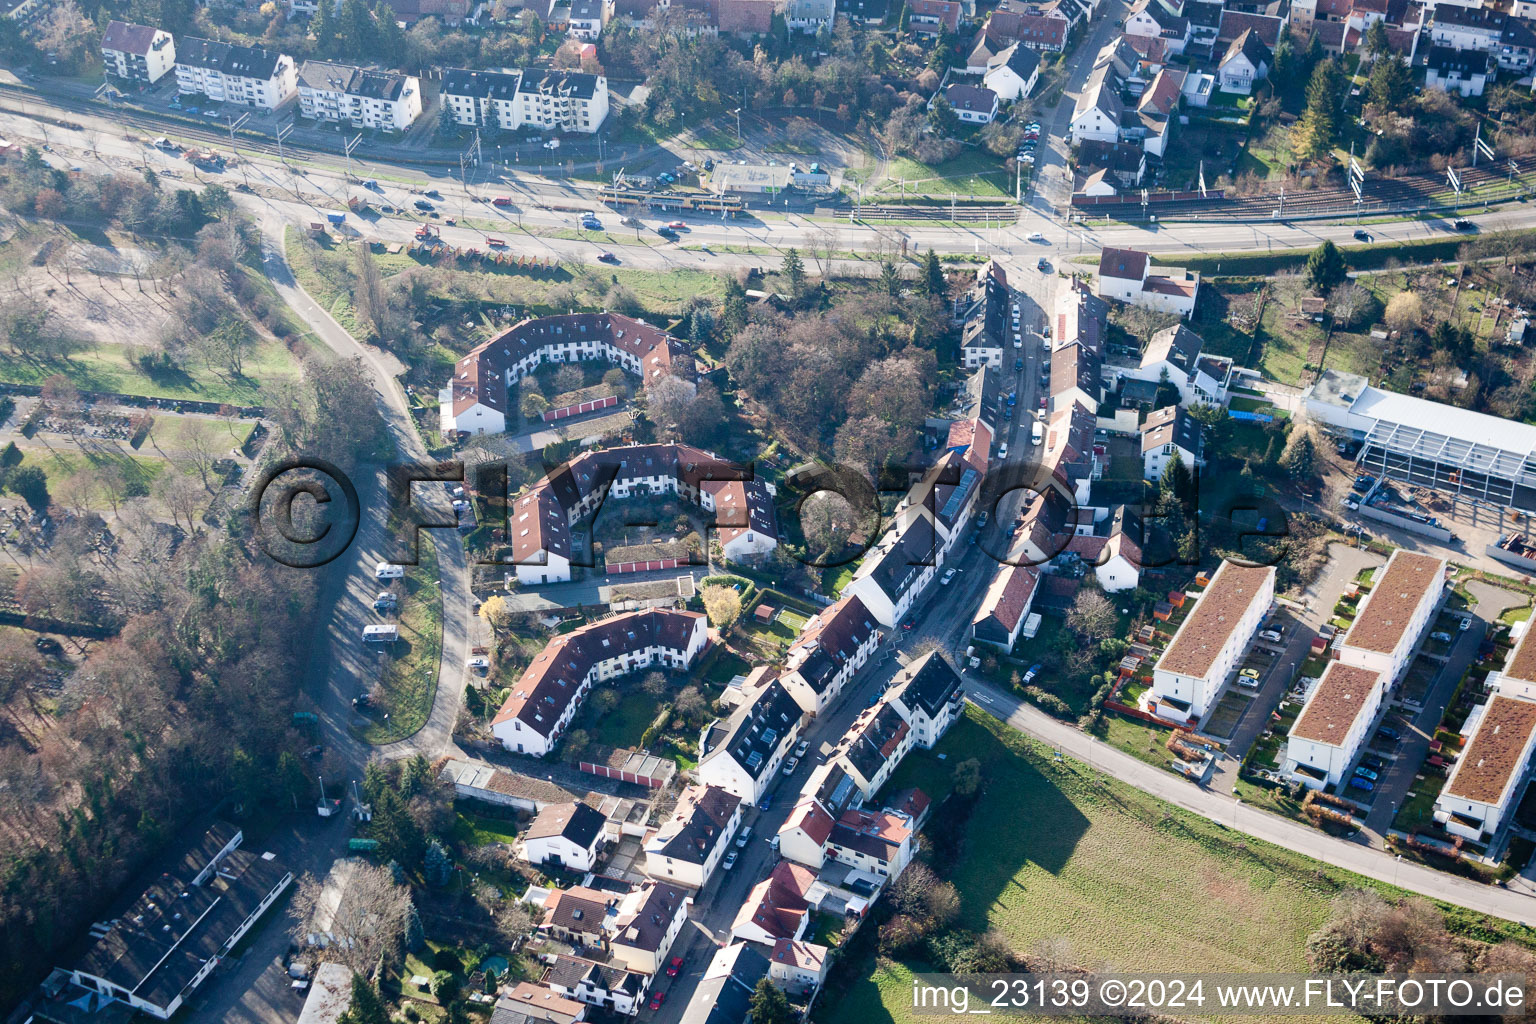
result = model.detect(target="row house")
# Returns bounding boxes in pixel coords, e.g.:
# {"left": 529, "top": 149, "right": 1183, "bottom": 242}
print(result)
{"left": 544, "top": 956, "right": 645, "bottom": 1016}
{"left": 697, "top": 673, "right": 805, "bottom": 804}
{"left": 779, "top": 595, "right": 882, "bottom": 715}
{"left": 492, "top": 610, "right": 709, "bottom": 755}
{"left": 296, "top": 60, "right": 422, "bottom": 132}
{"left": 101, "top": 20, "right": 175, "bottom": 84}
{"left": 961, "top": 260, "right": 1011, "bottom": 369}
{"left": 785, "top": 0, "right": 835, "bottom": 31}
{"left": 986, "top": 0, "right": 1079, "bottom": 52}
{"left": 174, "top": 37, "right": 296, "bottom": 109}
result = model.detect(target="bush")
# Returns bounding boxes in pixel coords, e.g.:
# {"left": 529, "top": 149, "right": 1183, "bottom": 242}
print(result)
{"left": 1021, "top": 686, "right": 1073, "bottom": 719}
{"left": 430, "top": 970, "right": 460, "bottom": 1003}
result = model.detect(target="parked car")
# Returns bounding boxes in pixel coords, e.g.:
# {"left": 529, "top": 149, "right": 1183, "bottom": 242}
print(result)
{"left": 758, "top": 795, "right": 771, "bottom": 810}
{"left": 795, "top": 740, "right": 810, "bottom": 758}
{"left": 722, "top": 850, "right": 738, "bottom": 870}
{"left": 1015, "top": 358, "right": 1024, "bottom": 370}
{"left": 666, "top": 957, "right": 684, "bottom": 977}
{"left": 1376, "top": 725, "right": 1401, "bottom": 741}
{"left": 942, "top": 568, "right": 957, "bottom": 585}
{"left": 1430, "top": 631, "right": 1453, "bottom": 643}
{"left": 375, "top": 562, "right": 404, "bottom": 579}
{"left": 1022, "top": 663, "right": 1042, "bottom": 685}
{"left": 782, "top": 756, "right": 800, "bottom": 776}
{"left": 1458, "top": 616, "right": 1473, "bottom": 631}
{"left": 1259, "top": 629, "right": 1283, "bottom": 643}
{"left": 977, "top": 511, "right": 988, "bottom": 527}
{"left": 1360, "top": 754, "right": 1385, "bottom": 769}
{"left": 1348, "top": 776, "right": 1374, "bottom": 792}
{"left": 649, "top": 991, "right": 666, "bottom": 1011}
{"left": 737, "top": 826, "right": 753, "bottom": 847}
{"left": 467, "top": 655, "right": 490, "bottom": 670}
{"left": 1354, "top": 766, "right": 1379, "bottom": 781}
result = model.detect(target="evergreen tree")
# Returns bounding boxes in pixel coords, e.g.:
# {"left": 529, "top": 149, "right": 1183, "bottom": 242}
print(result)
{"left": 1304, "top": 240, "right": 1348, "bottom": 292}
{"left": 1160, "top": 449, "right": 1194, "bottom": 508}
{"left": 750, "top": 978, "right": 794, "bottom": 1024}
{"left": 721, "top": 275, "right": 749, "bottom": 333}
{"left": 1280, "top": 427, "right": 1316, "bottom": 480}
{"left": 922, "top": 248, "right": 945, "bottom": 296}
{"left": 425, "top": 839, "right": 453, "bottom": 886}
{"left": 1178, "top": 527, "right": 1200, "bottom": 565}
{"left": 1272, "top": 32, "right": 1295, "bottom": 84}
{"left": 782, "top": 248, "right": 806, "bottom": 303}
{"left": 311, "top": 0, "right": 336, "bottom": 48}
{"left": 340, "top": 975, "right": 390, "bottom": 1024}
{"left": 1363, "top": 18, "right": 1389, "bottom": 58}
{"left": 338, "top": 0, "right": 376, "bottom": 56}
{"left": 1293, "top": 58, "right": 1341, "bottom": 163}
{"left": 879, "top": 260, "right": 900, "bottom": 296}
{"left": 404, "top": 898, "right": 425, "bottom": 951}
{"left": 1303, "top": 30, "right": 1325, "bottom": 70}
{"left": 374, "top": 2, "right": 406, "bottom": 63}
{"left": 1367, "top": 54, "right": 1411, "bottom": 110}
{"left": 370, "top": 786, "right": 427, "bottom": 867}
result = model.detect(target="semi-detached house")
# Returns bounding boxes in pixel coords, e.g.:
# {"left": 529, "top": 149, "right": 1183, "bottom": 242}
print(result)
{"left": 522, "top": 801, "right": 607, "bottom": 870}
{"left": 1150, "top": 561, "right": 1275, "bottom": 723}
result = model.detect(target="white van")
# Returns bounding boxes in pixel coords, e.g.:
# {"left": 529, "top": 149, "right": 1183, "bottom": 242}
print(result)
{"left": 1031, "top": 421, "right": 1044, "bottom": 446}
{"left": 375, "top": 562, "right": 404, "bottom": 579}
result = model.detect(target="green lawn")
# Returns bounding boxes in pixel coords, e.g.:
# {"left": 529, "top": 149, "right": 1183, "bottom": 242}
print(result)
{"left": 1393, "top": 778, "right": 1443, "bottom": 834}
{"left": 453, "top": 810, "right": 523, "bottom": 847}
{"left": 358, "top": 542, "right": 444, "bottom": 744}
{"left": 590, "top": 689, "right": 661, "bottom": 749}
{"left": 828, "top": 706, "right": 1492, "bottom": 1024}
{"left": 880, "top": 151, "right": 1010, "bottom": 199}
{"left": 0, "top": 338, "right": 303, "bottom": 405}
{"left": 683, "top": 127, "right": 745, "bottom": 151}
{"left": 13, "top": 447, "right": 169, "bottom": 509}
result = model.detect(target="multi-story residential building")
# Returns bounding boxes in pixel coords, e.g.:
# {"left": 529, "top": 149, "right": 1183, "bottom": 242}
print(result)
{"left": 1428, "top": 3, "right": 1505, "bottom": 51}
{"left": 492, "top": 610, "right": 709, "bottom": 755}
{"left": 909, "top": 0, "right": 961, "bottom": 32}
{"left": 961, "top": 260, "right": 1011, "bottom": 369}
{"left": 1434, "top": 631, "right": 1536, "bottom": 842}
{"left": 1150, "top": 561, "right": 1276, "bottom": 722}
{"left": 101, "top": 20, "right": 175, "bottom": 84}
{"left": 698, "top": 674, "right": 806, "bottom": 803}
{"left": 1217, "top": 28, "right": 1270, "bottom": 93}
{"left": 984, "top": 41, "right": 1042, "bottom": 99}
{"left": 824, "top": 808, "right": 915, "bottom": 878}
{"left": 1114, "top": 323, "right": 1232, "bottom": 407}
{"left": 785, "top": 0, "right": 835, "bottom": 31}
{"left": 1285, "top": 662, "right": 1387, "bottom": 788}
{"left": 779, "top": 595, "right": 881, "bottom": 715}
{"left": 679, "top": 944, "right": 771, "bottom": 1024}
{"left": 777, "top": 763, "right": 863, "bottom": 868}
{"left": 1125, "top": 0, "right": 1191, "bottom": 55}
{"left": 569, "top": 0, "right": 606, "bottom": 36}
{"left": 844, "top": 512, "right": 942, "bottom": 628}
{"left": 521, "top": 801, "right": 607, "bottom": 870}
{"left": 988, "top": 0, "right": 1077, "bottom": 51}
{"left": 173, "top": 37, "right": 297, "bottom": 109}
{"left": 833, "top": 701, "right": 916, "bottom": 801}
{"left": 443, "top": 312, "right": 693, "bottom": 438}
{"left": 1425, "top": 44, "right": 1494, "bottom": 94}
{"left": 1336, "top": 549, "right": 1446, "bottom": 687}
{"left": 730, "top": 861, "right": 816, "bottom": 946}
{"left": 1140, "top": 404, "right": 1203, "bottom": 480}
{"left": 441, "top": 66, "right": 609, "bottom": 133}
{"left": 496, "top": 440, "right": 776, "bottom": 586}
{"left": 609, "top": 881, "right": 691, "bottom": 975}
{"left": 296, "top": 61, "right": 422, "bottom": 131}
{"left": 886, "top": 650, "right": 965, "bottom": 748}
{"left": 642, "top": 785, "right": 742, "bottom": 888}
{"left": 1096, "top": 247, "right": 1200, "bottom": 317}
{"left": 544, "top": 955, "right": 646, "bottom": 1016}
{"left": 539, "top": 885, "right": 620, "bottom": 947}
{"left": 971, "top": 561, "right": 1041, "bottom": 652}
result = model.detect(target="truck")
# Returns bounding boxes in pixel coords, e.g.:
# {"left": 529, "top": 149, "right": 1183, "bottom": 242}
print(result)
{"left": 413, "top": 225, "right": 438, "bottom": 241}
{"left": 492, "top": 196, "right": 513, "bottom": 206}
{"left": 326, "top": 211, "right": 347, "bottom": 226}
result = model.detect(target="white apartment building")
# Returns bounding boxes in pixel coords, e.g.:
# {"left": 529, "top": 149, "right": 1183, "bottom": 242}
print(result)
{"left": 886, "top": 650, "right": 965, "bottom": 748}
{"left": 1433, "top": 628, "right": 1536, "bottom": 842}
{"left": 1150, "top": 561, "right": 1275, "bottom": 722}
{"left": 1285, "top": 661, "right": 1387, "bottom": 788}
{"left": 441, "top": 66, "right": 609, "bottom": 133}
{"left": 697, "top": 675, "right": 805, "bottom": 804}
{"left": 642, "top": 785, "right": 742, "bottom": 889}
{"left": 1336, "top": 549, "right": 1447, "bottom": 685}
{"left": 174, "top": 37, "right": 297, "bottom": 110}
{"left": 491, "top": 610, "right": 708, "bottom": 756}
{"left": 296, "top": 61, "right": 422, "bottom": 132}
{"left": 101, "top": 21, "right": 176, "bottom": 84}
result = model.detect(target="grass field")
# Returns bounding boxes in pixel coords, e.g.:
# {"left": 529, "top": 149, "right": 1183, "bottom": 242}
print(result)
{"left": 359, "top": 542, "right": 444, "bottom": 744}
{"left": 0, "top": 338, "right": 303, "bottom": 405}
{"left": 821, "top": 706, "right": 1498, "bottom": 1024}
{"left": 879, "top": 151, "right": 1010, "bottom": 198}
{"left": 13, "top": 446, "right": 169, "bottom": 508}
{"left": 590, "top": 689, "right": 661, "bottom": 749}
{"left": 453, "top": 810, "right": 523, "bottom": 847}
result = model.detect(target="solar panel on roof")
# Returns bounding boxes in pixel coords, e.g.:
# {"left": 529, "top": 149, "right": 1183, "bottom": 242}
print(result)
{"left": 940, "top": 469, "right": 979, "bottom": 521}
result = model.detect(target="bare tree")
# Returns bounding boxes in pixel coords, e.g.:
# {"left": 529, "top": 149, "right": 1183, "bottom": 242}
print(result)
{"left": 809, "top": 226, "right": 841, "bottom": 279}
{"left": 288, "top": 863, "right": 411, "bottom": 975}
{"left": 155, "top": 472, "right": 204, "bottom": 533}
{"left": 1065, "top": 588, "right": 1117, "bottom": 644}
{"left": 178, "top": 418, "right": 222, "bottom": 491}
{"left": 1327, "top": 283, "right": 1370, "bottom": 330}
